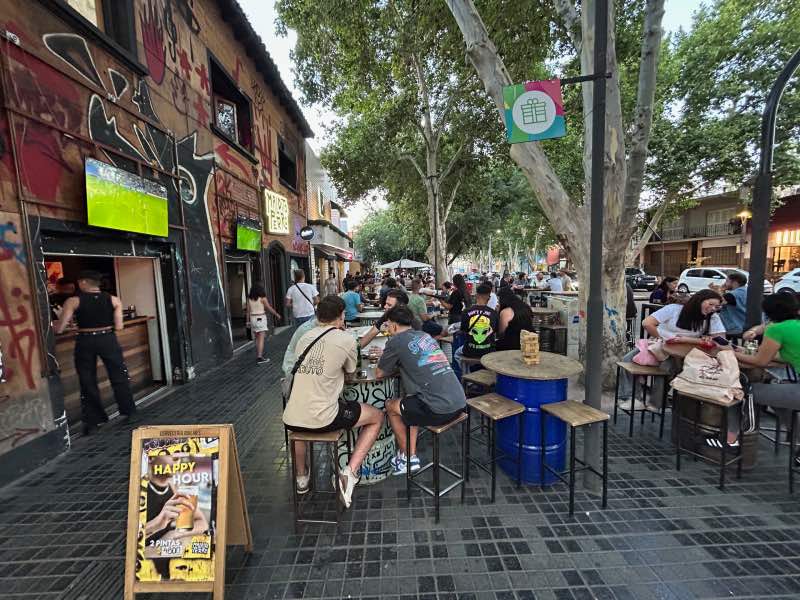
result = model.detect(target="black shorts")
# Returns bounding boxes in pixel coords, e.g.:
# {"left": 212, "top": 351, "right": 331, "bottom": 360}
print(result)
{"left": 400, "top": 394, "right": 464, "bottom": 427}
{"left": 286, "top": 400, "right": 362, "bottom": 433}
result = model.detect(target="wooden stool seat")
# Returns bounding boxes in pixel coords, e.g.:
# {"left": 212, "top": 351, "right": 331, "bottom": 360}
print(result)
{"left": 542, "top": 400, "right": 609, "bottom": 427}
{"left": 541, "top": 402, "right": 609, "bottom": 516}
{"left": 460, "top": 356, "right": 483, "bottom": 366}
{"left": 462, "top": 370, "right": 497, "bottom": 389}
{"left": 467, "top": 393, "right": 524, "bottom": 421}
{"left": 288, "top": 430, "right": 343, "bottom": 443}
{"left": 674, "top": 389, "right": 742, "bottom": 408}
{"left": 615, "top": 361, "right": 668, "bottom": 377}
{"left": 426, "top": 411, "right": 467, "bottom": 434}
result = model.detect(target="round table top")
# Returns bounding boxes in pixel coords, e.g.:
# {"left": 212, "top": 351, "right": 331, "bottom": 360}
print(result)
{"left": 530, "top": 307, "right": 560, "bottom": 315}
{"left": 345, "top": 364, "right": 398, "bottom": 384}
{"left": 541, "top": 290, "right": 579, "bottom": 296}
{"left": 481, "top": 350, "right": 583, "bottom": 380}
{"left": 356, "top": 311, "right": 384, "bottom": 319}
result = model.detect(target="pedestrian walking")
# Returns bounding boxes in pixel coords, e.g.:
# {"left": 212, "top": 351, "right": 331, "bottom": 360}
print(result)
{"left": 55, "top": 270, "right": 136, "bottom": 435}
{"left": 285, "top": 269, "right": 319, "bottom": 326}
{"left": 247, "top": 282, "right": 282, "bottom": 364}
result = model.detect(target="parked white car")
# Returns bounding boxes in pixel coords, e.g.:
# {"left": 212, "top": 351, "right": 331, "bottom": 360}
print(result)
{"left": 677, "top": 267, "right": 773, "bottom": 294}
{"left": 775, "top": 268, "right": 800, "bottom": 294}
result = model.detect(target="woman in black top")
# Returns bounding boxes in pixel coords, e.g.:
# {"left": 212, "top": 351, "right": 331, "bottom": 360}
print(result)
{"left": 496, "top": 288, "right": 534, "bottom": 351}
{"left": 442, "top": 273, "right": 467, "bottom": 324}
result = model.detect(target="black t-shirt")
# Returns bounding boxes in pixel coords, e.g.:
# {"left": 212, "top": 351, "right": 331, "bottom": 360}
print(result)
{"left": 460, "top": 305, "right": 498, "bottom": 358}
{"left": 447, "top": 289, "right": 466, "bottom": 316}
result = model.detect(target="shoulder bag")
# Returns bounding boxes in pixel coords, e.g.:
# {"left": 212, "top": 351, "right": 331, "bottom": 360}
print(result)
{"left": 282, "top": 327, "right": 337, "bottom": 399}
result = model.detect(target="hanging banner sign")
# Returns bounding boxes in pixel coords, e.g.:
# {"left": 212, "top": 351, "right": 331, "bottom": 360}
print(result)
{"left": 264, "top": 189, "right": 290, "bottom": 235}
{"left": 503, "top": 79, "right": 566, "bottom": 144}
{"left": 299, "top": 226, "right": 314, "bottom": 241}
{"left": 124, "top": 424, "right": 252, "bottom": 600}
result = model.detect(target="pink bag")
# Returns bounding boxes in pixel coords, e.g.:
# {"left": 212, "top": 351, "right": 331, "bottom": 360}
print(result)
{"left": 671, "top": 348, "right": 743, "bottom": 405}
{"left": 632, "top": 339, "right": 660, "bottom": 366}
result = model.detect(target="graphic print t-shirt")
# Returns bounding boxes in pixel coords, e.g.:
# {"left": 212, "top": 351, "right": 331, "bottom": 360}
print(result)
{"left": 283, "top": 326, "right": 357, "bottom": 429}
{"left": 378, "top": 330, "right": 465, "bottom": 415}
{"left": 460, "top": 305, "right": 498, "bottom": 358}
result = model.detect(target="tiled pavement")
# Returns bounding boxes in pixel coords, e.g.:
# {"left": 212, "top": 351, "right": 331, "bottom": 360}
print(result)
{"left": 2, "top": 334, "right": 800, "bottom": 600}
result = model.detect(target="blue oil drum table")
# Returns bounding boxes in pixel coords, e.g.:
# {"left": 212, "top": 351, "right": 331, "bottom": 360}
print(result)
{"left": 480, "top": 350, "right": 583, "bottom": 484}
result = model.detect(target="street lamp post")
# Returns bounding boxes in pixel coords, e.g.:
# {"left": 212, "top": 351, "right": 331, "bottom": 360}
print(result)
{"left": 737, "top": 209, "right": 752, "bottom": 269}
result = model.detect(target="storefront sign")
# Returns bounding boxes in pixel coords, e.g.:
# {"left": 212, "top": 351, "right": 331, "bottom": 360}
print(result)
{"left": 503, "top": 79, "right": 566, "bottom": 144}
{"left": 264, "top": 189, "right": 289, "bottom": 235}
{"left": 124, "top": 425, "right": 251, "bottom": 600}
{"left": 299, "top": 226, "right": 314, "bottom": 241}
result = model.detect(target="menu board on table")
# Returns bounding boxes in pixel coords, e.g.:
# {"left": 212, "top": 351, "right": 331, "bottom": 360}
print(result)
{"left": 124, "top": 425, "right": 251, "bottom": 600}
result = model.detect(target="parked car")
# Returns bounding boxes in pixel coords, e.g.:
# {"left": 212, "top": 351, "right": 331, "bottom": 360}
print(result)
{"left": 677, "top": 267, "right": 774, "bottom": 294}
{"left": 774, "top": 268, "right": 800, "bottom": 294}
{"left": 625, "top": 267, "right": 658, "bottom": 291}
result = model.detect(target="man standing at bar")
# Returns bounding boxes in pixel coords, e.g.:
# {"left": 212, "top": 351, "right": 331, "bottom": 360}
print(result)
{"left": 55, "top": 270, "right": 136, "bottom": 434}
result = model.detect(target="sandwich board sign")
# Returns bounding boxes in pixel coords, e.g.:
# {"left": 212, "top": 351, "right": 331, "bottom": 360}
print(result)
{"left": 503, "top": 79, "right": 566, "bottom": 144}
{"left": 124, "top": 424, "right": 252, "bottom": 600}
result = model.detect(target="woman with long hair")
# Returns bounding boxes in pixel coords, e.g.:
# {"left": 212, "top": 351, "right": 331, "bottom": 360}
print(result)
{"left": 495, "top": 287, "right": 535, "bottom": 351}
{"left": 649, "top": 276, "right": 678, "bottom": 304}
{"left": 620, "top": 289, "right": 726, "bottom": 412}
{"left": 441, "top": 273, "right": 468, "bottom": 324}
{"left": 247, "top": 282, "right": 282, "bottom": 363}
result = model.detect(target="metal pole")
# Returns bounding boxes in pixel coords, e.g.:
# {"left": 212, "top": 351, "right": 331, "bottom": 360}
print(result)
{"left": 583, "top": 0, "right": 608, "bottom": 492}
{"left": 745, "top": 47, "right": 800, "bottom": 330}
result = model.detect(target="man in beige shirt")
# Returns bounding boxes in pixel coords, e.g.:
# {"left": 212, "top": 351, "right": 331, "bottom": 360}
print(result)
{"left": 282, "top": 295, "right": 383, "bottom": 508}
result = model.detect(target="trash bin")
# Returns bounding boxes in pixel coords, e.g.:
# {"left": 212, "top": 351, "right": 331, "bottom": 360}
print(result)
{"left": 495, "top": 374, "right": 568, "bottom": 484}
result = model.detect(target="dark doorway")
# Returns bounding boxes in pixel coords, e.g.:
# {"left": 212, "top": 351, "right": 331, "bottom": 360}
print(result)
{"left": 268, "top": 243, "right": 288, "bottom": 320}
{"left": 225, "top": 261, "right": 251, "bottom": 349}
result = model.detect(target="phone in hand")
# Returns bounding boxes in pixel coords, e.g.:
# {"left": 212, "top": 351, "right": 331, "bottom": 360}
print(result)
{"left": 712, "top": 336, "right": 729, "bottom": 346}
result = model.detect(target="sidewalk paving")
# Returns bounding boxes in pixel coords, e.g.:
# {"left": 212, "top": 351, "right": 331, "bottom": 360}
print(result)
{"left": 1, "top": 334, "right": 800, "bottom": 600}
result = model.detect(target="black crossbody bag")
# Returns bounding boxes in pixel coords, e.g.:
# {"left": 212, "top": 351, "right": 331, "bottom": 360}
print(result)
{"left": 283, "top": 327, "right": 336, "bottom": 398}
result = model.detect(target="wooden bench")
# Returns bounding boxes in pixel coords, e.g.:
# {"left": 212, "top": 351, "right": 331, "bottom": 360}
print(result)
{"left": 465, "top": 393, "right": 525, "bottom": 502}
{"left": 541, "top": 401, "right": 609, "bottom": 516}
{"left": 406, "top": 412, "right": 468, "bottom": 523}
{"left": 462, "top": 369, "right": 496, "bottom": 397}
{"left": 614, "top": 361, "right": 671, "bottom": 438}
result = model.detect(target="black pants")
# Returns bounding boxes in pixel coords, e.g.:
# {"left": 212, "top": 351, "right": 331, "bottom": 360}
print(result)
{"left": 74, "top": 332, "right": 135, "bottom": 426}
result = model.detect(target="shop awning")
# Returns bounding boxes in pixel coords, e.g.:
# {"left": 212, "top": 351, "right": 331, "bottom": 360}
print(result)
{"left": 314, "top": 247, "right": 336, "bottom": 261}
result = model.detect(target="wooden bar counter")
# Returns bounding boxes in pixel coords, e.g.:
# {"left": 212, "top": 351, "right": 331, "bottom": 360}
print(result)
{"left": 55, "top": 317, "right": 158, "bottom": 426}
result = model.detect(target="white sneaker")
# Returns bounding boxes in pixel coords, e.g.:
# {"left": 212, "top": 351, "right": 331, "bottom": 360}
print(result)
{"left": 392, "top": 453, "right": 408, "bottom": 476}
{"left": 296, "top": 474, "right": 310, "bottom": 495}
{"left": 619, "top": 399, "right": 645, "bottom": 412}
{"left": 338, "top": 466, "right": 358, "bottom": 508}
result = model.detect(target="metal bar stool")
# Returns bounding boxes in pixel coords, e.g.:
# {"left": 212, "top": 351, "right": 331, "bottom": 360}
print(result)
{"left": 406, "top": 412, "right": 468, "bottom": 523}
{"left": 540, "top": 400, "right": 609, "bottom": 516}
{"left": 465, "top": 392, "right": 525, "bottom": 502}
{"left": 614, "top": 362, "right": 670, "bottom": 438}
{"left": 674, "top": 390, "right": 743, "bottom": 490}
{"left": 288, "top": 429, "right": 351, "bottom": 532}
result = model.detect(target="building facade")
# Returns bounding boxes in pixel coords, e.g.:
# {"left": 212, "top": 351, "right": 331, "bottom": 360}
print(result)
{"left": 305, "top": 142, "right": 353, "bottom": 291}
{"left": 643, "top": 191, "right": 800, "bottom": 277}
{"left": 0, "top": 0, "right": 312, "bottom": 484}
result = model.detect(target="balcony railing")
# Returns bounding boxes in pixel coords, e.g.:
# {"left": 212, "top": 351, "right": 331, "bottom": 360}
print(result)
{"left": 657, "top": 222, "right": 742, "bottom": 242}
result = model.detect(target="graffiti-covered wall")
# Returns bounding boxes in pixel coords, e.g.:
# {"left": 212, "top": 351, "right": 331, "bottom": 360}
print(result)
{"left": 0, "top": 0, "right": 311, "bottom": 483}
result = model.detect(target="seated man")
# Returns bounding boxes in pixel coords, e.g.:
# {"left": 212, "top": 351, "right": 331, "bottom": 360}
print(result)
{"left": 376, "top": 305, "right": 466, "bottom": 474}
{"left": 718, "top": 271, "right": 748, "bottom": 334}
{"left": 359, "top": 289, "right": 422, "bottom": 347}
{"left": 454, "top": 282, "right": 498, "bottom": 366}
{"left": 282, "top": 296, "right": 383, "bottom": 508}
{"left": 408, "top": 278, "right": 444, "bottom": 337}
{"left": 341, "top": 279, "right": 364, "bottom": 324}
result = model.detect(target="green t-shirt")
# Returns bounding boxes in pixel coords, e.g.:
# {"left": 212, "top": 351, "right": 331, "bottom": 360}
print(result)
{"left": 765, "top": 319, "right": 800, "bottom": 371}
{"left": 408, "top": 293, "right": 428, "bottom": 319}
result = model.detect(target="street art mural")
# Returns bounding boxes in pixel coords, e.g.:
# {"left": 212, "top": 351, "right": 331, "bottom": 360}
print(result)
{"left": 0, "top": 214, "right": 50, "bottom": 454}
{"left": 42, "top": 31, "right": 231, "bottom": 361}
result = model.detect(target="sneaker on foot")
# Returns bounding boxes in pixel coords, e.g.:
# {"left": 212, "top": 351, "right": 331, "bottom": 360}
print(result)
{"left": 409, "top": 455, "right": 421, "bottom": 471}
{"left": 391, "top": 453, "right": 408, "bottom": 476}
{"left": 296, "top": 474, "right": 310, "bottom": 495}
{"left": 619, "top": 398, "right": 645, "bottom": 412}
{"left": 338, "top": 466, "right": 358, "bottom": 508}
{"left": 257, "top": 356, "right": 270, "bottom": 364}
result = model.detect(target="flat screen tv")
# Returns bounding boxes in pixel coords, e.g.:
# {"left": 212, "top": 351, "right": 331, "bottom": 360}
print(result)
{"left": 85, "top": 158, "right": 168, "bottom": 237}
{"left": 236, "top": 218, "right": 262, "bottom": 252}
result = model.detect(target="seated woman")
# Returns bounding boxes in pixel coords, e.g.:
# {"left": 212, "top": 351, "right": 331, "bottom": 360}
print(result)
{"left": 735, "top": 293, "right": 800, "bottom": 460}
{"left": 649, "top": 276, "right": 678, "bottom": 304}
{"left": 620, "top": 289, "right": 725, "bottom": 411}
{"left": 495, "top": 288, "right": 534, "bottom": 351}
